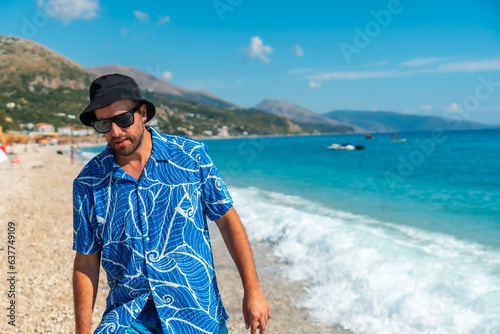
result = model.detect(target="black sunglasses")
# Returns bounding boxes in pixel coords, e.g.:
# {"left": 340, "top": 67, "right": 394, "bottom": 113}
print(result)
{"left": 91, "top": 105, "right": 141, "bottom": 134}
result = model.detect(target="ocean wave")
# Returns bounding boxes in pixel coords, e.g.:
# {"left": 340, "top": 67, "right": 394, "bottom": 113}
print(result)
{"left": 231, "top": 186, "right": 500, "bottom": 334}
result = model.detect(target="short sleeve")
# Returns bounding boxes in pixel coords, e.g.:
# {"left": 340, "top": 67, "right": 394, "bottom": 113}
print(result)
{"left": 72, "top": 178, "right": 101, "bottom": 254}
{"left": 199, "top": 143, "right": 234, "bottom": 221}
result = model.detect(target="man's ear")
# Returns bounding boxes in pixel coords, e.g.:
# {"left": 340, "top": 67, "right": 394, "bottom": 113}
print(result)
{"left": 140, "top": 104, "right": 148, "bottom": 122}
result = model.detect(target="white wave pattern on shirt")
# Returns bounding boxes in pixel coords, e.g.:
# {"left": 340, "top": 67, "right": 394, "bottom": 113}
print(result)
{"left": 73, "top": 129, "right": 233, "bottom": 334}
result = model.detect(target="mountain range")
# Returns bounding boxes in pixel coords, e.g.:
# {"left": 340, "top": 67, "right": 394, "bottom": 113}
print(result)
{"left": 0, "top": 34, "right": 496, "bottom": 136}
{"left": 89, "top": 65, "right": 237, "bottom": 109}
{"left": 323, "top": 110, "right": 496, "bottom": 133}
{"left": 254, "top": 99, "right": 364, "bottom": 133}
{"left": 0, "top": 35, "right": 317, "bottom": 136}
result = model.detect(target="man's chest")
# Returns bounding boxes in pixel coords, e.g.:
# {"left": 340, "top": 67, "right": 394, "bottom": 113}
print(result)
{"left": 94, "top": 174, "right": 205, "bottom": 245}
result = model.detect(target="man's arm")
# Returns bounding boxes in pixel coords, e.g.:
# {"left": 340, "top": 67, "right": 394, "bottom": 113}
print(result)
{"left": 73, "top": 251, "right": 101, "bottom": 334}
{"left": 215, "top": 207, "right": 271, "bottom": 334}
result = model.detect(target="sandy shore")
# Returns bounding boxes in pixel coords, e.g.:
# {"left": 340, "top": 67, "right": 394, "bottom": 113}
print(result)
{"left": 0, "top": 144, "right": 352, "bottom": 333}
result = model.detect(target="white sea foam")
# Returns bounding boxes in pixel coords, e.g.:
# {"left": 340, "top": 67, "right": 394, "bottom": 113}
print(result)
{"left": 231, "top": 186, "right": 500, "bottom": 334}
{"left": 75, "top": 149, "right": 100, "bottom": 164}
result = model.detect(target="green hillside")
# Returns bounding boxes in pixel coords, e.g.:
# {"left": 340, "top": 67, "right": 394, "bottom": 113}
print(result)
{"left": 137, "top": 91, "right": 298, "bottom": 136}
{"left": 0, "top": 35, "right": 93, "bottom": 131}
{"left": 0, "top": 84, "right": 299, "bottom": 136}
{"left": 0, "top": 35, "right": 306, "bottom": 136}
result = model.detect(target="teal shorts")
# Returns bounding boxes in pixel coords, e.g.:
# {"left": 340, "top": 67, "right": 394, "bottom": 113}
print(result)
{"left": 126, "top": 299, "right": 228, "bottom": 334}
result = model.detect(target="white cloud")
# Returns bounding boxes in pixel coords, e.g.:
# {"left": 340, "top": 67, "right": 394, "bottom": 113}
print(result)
{"left": 162, "top": 71, "right": 173, "bottom": 81}
{"left": 304, "top": 58, "right": 500, "bottom": 81}
{"left": 308, "top": 57, "right": 500, "bottom": 82}
{"left": 38, "top": 0, "right": 100, "bottom": 24}
{"left": 244, "top": 36, "right": 273, "bottom": 63}
{"left": 401, "top": 57, "right": 447, "bottom": 67}
{"left": 308, "top": 81, "right": 322, "bottom": 89}
{"left": 294, "top": 44, "right": 304, "bottom": 57}
{"left": 402, "top": 57, "right": 500, "bottom": 72}
{"left": 134, "top": 10, "right": 150, "bottom": 24}
{"left": 444, "top": 103, "right": 460, "bottom": 112}
{"left": 158, "top": 15, "right": 170, "bottom": 25}
{"left": 121, "top": 27, "right": 128, "bottom": 35}
{"left": 437, "top": 58, "right": 500, "bottom": 72}
{"left": 419, "top": 105, "right": 433, "bottom": 110}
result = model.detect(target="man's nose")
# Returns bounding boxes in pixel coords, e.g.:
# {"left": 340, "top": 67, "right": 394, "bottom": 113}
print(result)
{"left": 109, "top": 122, "right": 122, "bottom": 137}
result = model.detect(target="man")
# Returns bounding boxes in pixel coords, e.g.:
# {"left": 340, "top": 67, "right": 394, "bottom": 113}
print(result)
{"left": 73, "top": 74, "right": 270, "bottom": 334}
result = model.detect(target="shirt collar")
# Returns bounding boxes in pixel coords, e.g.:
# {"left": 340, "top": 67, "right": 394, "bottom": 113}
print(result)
{"left": 149, "top": 126, "right": 171, "bottom": 162}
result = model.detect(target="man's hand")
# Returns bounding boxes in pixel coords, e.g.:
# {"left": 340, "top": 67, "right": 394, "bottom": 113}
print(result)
{"left": 243, "top": 289, "right": 271, "bottom": 334}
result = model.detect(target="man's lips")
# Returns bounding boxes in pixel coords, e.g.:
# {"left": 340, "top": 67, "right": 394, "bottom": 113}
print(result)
{"left": 113, "top": 137, "right": 129, "bottom": 146}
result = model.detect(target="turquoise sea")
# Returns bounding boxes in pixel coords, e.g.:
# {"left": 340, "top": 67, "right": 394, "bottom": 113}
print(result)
{"left": 81, "top": 129, "right": 500, "bottom": 334}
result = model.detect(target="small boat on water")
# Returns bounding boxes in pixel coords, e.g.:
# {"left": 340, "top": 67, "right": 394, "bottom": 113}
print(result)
{"left": 327, "top": 143, "right": 365, "bottom": 150}
{"left": 327, "top": 143, "right": 355, "bottom": 150}
{"left": 365, "top": 134, "right": 374, "bottom": 139}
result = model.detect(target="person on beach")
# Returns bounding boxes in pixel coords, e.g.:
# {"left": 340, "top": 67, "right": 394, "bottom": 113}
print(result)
{"left": 72, "top": 74, "right": 270, "bottom": 334}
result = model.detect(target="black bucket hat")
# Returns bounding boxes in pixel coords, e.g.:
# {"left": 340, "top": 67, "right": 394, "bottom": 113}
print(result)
{"left": 80, "top": 73, "right": 156, "bottom": 126}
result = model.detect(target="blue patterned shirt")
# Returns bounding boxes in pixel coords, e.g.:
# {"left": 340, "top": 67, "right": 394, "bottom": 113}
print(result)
{"left": 73, "top": 127, "right": 234, "bottom": 334}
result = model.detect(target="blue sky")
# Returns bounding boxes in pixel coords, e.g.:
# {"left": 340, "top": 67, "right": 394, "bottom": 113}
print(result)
{"left": 2, "top": 0, "right": 500, "bottom": 124}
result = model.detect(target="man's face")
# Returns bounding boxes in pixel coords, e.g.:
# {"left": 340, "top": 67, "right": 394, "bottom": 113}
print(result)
{"left": 94, "top": 99, "right": 147, "bottom": 157}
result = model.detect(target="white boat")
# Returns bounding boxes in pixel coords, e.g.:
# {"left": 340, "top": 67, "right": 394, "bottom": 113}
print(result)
{"left": 327, "top": 143, "right": 355, "bottom": 150}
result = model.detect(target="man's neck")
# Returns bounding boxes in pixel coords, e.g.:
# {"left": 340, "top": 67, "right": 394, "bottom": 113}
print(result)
{"left": 115, "top": 128, "right": 153, "bottom": 181}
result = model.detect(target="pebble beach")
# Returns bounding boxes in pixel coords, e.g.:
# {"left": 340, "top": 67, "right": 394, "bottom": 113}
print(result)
{"left": 0, "top": 143, "right": 350, "bottom": 333}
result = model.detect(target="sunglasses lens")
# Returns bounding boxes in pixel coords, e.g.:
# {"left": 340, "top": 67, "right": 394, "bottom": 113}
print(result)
{"left": 93, "top": 120, "right": 111, "bottom": 133}
{"left": 114, "top": 112, "right": 134, "bottom": 128}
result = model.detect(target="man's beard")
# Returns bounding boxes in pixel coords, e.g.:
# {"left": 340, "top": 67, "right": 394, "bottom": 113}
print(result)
{"left": 112, "top": 126, "right": 145, "bottom": 157}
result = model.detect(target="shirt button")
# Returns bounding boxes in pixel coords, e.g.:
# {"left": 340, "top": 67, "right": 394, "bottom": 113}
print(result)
{"left": 146, "top": 237, "right": 151, "bottom": 241}
{"left": 138, "top": 186, "right": 142, "bottom": 190}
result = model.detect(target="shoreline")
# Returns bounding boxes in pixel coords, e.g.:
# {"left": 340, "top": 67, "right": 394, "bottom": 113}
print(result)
{"left": 195, "top": 130, "right": 366, "bottom": 141}
{"left": 0, "top": 144, "right": 352, "bottom": 333}
{"left": 211, "top": 229, "right": 354, "bottom": 333}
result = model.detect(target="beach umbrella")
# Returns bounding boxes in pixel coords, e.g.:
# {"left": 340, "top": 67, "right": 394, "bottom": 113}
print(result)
{"left": 0, "top": 143, "right": 8, "bottom": 163}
